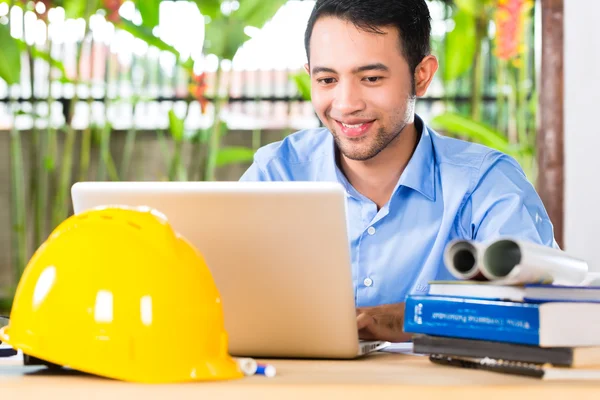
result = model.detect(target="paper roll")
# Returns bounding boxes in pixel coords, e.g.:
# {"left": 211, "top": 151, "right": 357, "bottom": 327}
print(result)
{"left": 481, "top": 238, "right": 589, "bottom": 285}
{"left": 443, "top": 240, "right": 486, "bottom": 280}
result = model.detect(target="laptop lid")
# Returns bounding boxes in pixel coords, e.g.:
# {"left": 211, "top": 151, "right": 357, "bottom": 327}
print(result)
{"left": 71, "top": 181, "right": 365, "bottom": 359}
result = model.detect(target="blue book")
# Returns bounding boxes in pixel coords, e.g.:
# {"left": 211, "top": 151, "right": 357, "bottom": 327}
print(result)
{"left": 404, "top": 295, "right": 600, "bottom": 347}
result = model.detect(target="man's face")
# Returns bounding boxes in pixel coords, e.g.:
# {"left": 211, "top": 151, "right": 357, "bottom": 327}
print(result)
{"left": 307, "top": 17, "right": 416, "bottom": 161}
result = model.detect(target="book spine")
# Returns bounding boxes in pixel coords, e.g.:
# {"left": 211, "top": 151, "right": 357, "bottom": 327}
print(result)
{"left": 403, "top": 296, "right": 541, "bottom": 345}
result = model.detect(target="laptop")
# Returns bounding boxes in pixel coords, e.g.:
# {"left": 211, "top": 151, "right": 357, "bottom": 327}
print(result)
{"left": 71, "top": 181, "right": 389, "bottom": 359}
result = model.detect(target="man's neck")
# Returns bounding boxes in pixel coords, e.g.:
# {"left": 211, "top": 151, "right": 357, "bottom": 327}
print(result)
{"left": 339, "top": 122, "right": 420, "bottom": 209}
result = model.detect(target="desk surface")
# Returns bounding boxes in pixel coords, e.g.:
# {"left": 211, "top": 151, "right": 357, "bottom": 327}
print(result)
{"left": 1, "top": 352, "right": 599, "bottom": 399}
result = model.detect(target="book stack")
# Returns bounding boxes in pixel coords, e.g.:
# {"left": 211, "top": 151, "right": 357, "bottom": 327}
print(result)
{"left": 402, "top": 238, "right": 600, "bottom": 380}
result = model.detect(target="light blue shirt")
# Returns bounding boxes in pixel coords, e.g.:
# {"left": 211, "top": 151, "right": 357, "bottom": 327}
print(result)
{"left": 239, "top": 116, "right": 556, "bottom": 307}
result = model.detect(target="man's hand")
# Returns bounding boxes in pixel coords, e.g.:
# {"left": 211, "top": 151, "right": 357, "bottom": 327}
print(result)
{"left": 356, "top": 302, "right": 412, "bottom": 342}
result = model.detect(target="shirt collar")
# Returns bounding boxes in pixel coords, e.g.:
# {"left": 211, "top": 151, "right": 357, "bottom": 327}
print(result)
{"left": 319, "top": 114, "right": 436, "bottom": 202}
{"left": 395, "top": 115, "right": 436, "bottom": 201}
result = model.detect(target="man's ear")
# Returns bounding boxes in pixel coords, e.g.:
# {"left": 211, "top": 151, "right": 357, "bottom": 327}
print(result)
{"left": 304, "top": 63, "right": 310, "bottom": 75}
{"left": 414, "top": 55, "right": 438, "bottom": 97}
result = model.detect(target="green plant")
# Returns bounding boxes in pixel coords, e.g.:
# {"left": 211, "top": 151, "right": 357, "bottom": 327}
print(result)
{"left": 2, "top": 2, "right": 26, "bottom": 304}
{"left": 430, "top": 112, "right": 536, "bottom": 179}
{"left": 194, "top": 0, "right": 288, "bottom": 181}
{"left": 0, "top": 0, "right": 288, "bottom": 307}
{"left": 292, "top": 71, "right": 311, "bottom": 101}
{"left": 434, "top": 0, "right": 536, "bottom": 178}
{"left": 0, "top": 297, "right": 12, "bottom": 315}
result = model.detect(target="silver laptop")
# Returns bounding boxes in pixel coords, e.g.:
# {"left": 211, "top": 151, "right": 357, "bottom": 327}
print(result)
{"left": 71, "top": 181, "right": 389, "bottom": 359}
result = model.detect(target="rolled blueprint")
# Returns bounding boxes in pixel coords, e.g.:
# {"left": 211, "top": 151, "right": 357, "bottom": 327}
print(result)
{"left": 481, "top": 238, "right": 589, "bottom": 285}
{"left": 581, "top": 272, "right": 600, "bottom": 286}
{"left": 443, "top": 239, "right": 486, "bottom": 280}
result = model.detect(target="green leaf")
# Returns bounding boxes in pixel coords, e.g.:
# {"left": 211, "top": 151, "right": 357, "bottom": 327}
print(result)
{"left": 180, "top": 58, "right": 194, "bottom": 73}
{"left": 17, "top": 40, "right": 68, "bottom": 80}
{"left": 168, "top": 110, "right": 185, "bottom": 142}
{"left": 63, "top": 0, "right": 86, "bottom": 19}
{"left": 202, "top": 19, "right": 226, "bottom": 58}
{"left": 0, "top": 24, "right": 21, "bottom": 85}
{"left": 57, "top": 76, "right": 73, "bottom": 84}
{"left": 222, "top": 22, "right": 250, "bottom": 60}
{"left": 137, "top": 0, "right": 161, "bottom": 28}
{"left": 63, "top": 0, "right": 99, "bottom": 19}
{"left": 291, "top": 71, "right": 311, "bottom": 101}
{"left": 193, "top": 0, "right": 222, "bottom": 20}
{"left": 203, "top": 18, "right": 248, "bottom": 60}
{"left": 236, "top": 0, "right": 286, "bottom": 28}
{"left": 195, "top": 128, "right": 210, "bottom": 143}
{"left": 235, "top": 0, "right": 262, "bottom": 20}
{"left": 216, "top": 146, "right": 256, "bottom": 167}
{"left": 44, "top": 156, "right": 55, "bottom": 171}
{"left": 218, "top": 121, "right": 229, "bottom": 138}
{"left": 431, "top": 112, "right": 513, "bottom": 153}
{"left": 118, "top": 19, "right": 192, "bottom": 70}
{"left": 454, "top": 0, "right": 477, "bottom": 15}
{"left": 454, "top": 0, "right": 494, "bottom": 17}
{"left": 118, "top": 19, "right": 179, "bottom": 55}
{"left": 0, "top": 297, "right": 12, "bottom": 313}
{"left": 35, "top": 49, "right": 68, "bottom": 79}
{"left": 444, "top": 9, "right": 476, "bottom": 82}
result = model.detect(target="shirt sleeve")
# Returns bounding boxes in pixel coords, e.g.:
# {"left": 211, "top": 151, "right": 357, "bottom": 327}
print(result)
{"left": 239, "top": 160, "right": 269, "bottom": 181}
{"left": 460, "top": 151, "right": 559, "bottom": 248}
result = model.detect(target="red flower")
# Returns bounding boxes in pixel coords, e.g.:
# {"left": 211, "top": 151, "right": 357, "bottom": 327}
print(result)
{"left": 103, "top": 0, "right": 123, "bottom": 23}
{"left": 494, "top": 0, "right": 533, "bottom": 65}
{"left": 189, "top": 72, "right": 209, "bottom": 114}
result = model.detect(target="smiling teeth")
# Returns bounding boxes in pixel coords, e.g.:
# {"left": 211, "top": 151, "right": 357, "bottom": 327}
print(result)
{"left": 342, "top": 123, "right": 364, "bottom": 128}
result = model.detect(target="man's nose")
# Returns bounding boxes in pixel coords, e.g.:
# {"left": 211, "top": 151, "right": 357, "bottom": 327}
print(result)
{"left": 331, "top": 81, "right": 365, "bottom": 115}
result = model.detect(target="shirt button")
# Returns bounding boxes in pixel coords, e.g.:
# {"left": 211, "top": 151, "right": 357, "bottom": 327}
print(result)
{"left": 363, "top": 278, "right": 373, "bottom": 287}
{"left": 367, "top": 227, "right": 376, "bottom": 235}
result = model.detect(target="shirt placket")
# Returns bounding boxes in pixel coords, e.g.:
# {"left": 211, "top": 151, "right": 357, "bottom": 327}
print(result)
{"left": 355, "top": 199, "right": 379, "bottom": 305}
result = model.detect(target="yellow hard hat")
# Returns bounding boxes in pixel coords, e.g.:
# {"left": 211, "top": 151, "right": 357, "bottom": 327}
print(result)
{"left": 0, "top": 206, "right": 243, "bottom": 383}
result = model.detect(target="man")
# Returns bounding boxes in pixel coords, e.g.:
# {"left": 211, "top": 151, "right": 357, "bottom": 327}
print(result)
{"left": 239, "top": 0, "right": 556, "bottom": 342}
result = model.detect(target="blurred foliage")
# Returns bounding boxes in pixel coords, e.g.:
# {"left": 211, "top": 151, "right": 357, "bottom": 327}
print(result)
{"left": 430, "top": 0, "right": 536, "bottom": 179}
{"left": 0, "top": 0, "right": 288, "bottom": 307}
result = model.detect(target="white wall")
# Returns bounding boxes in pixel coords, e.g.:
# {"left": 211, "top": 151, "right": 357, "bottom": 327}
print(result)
{"left": 564, "top": 0, "right": 600, "bottom": 271}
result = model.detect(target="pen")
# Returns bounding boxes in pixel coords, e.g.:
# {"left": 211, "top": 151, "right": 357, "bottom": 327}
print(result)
{"left": 429, "top": 354, "right": 544, "bottom": 378}
{"left": 256, "top": 363, "right": 277, "bottom": 378}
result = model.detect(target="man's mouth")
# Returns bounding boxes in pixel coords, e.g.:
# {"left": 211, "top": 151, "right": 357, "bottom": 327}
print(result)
{"left": 341, "top": 122, "right": 364, "bottom": 128}
{"left": 334, "top": 120, "right": 375, "bottom": 138}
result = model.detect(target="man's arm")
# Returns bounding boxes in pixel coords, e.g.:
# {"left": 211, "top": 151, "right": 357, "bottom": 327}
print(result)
{"left": 460, "top": 151, "right": 557, "bottom": 246}
{"left": 239, "top": 160, "right": 269, "bottom": 181}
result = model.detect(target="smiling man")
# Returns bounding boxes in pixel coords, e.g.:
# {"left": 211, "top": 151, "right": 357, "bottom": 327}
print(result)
{"left": 239, "top": 0, "right": 556, "bottom": 342}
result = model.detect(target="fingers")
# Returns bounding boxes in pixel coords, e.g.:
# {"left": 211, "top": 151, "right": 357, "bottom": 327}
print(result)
{"left": 357, "top": 312, "right": 378, "bottom": 340}
{"left": 356, "top": 312, "right": 373, "bottom": 330}
{"left": 358, "top": 328, "right": 377, "bottom": 341}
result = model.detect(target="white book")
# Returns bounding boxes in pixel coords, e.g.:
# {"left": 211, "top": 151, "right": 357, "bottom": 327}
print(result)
{"left": 428, "top": 281, "right": 600, "bottom": 303}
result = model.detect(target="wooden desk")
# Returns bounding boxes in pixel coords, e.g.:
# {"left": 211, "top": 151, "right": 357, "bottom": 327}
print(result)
{"left": 1, "top": 352, "right": 599, "bottom": 399}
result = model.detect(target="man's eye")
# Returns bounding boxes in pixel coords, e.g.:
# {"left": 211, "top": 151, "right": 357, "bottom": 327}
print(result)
{"left": 317, "top": 78, "right": 336, "bottom": 85}
{"left": 364, "top": 76, "right": 382, "bottom": 83}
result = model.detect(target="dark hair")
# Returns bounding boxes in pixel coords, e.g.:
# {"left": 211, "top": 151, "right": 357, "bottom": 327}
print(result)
{"left": 304, "top": 0, "right": 432, "bottom": 74}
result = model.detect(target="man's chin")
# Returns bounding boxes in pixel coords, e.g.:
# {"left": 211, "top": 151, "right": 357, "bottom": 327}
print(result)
{"left": 339, "top": 146, "right": 378, "bottom": 162}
